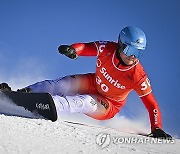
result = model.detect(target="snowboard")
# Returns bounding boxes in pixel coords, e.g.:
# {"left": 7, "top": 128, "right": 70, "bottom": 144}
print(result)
{"left": 0, "top": 90, "right": 57, "bottom": 122}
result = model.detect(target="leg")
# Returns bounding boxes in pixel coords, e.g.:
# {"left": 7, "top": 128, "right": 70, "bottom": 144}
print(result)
{"left": 53, "top": 94, "right": 126, "bottom": 120}
{"left": 24, "top": 73, "right": 97, "bottom": 96}
{"left": 53, "top": 94, "right": 98, "bottom": 115}
{"left": 85, "top": 95, "right": 126, "bottom": 120}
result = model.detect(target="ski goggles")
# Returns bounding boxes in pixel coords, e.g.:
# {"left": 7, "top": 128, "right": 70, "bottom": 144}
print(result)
{"left": 122, "top": 45, "right": 144, "bottom": 58}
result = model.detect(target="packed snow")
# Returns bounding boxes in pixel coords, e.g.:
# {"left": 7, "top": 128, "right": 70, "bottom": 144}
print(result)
{"left": 0, "top": 96, "right": 179, "bottom": 154}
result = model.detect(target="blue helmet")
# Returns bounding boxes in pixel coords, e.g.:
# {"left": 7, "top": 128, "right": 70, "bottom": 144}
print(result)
{"left": 118, "top": 26, "right": 146, "bottom": 58}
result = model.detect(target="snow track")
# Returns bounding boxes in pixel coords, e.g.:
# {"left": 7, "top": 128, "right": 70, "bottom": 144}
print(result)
{"left": 0, "top": 114, "right": 179, "bottom": 154}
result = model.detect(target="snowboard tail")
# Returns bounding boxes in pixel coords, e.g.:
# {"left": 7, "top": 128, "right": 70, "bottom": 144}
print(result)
{"left": 0, "top": 90, "right": 57, "bottom": 122}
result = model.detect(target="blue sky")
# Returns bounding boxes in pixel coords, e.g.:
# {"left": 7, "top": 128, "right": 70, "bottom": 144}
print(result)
{"left": 0, "top": 0, "right": 180, "bottom": 137}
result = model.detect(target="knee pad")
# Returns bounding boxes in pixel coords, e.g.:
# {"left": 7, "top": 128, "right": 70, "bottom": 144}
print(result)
{"left": 66, "top": 95, "right": 97, "bottom": 113}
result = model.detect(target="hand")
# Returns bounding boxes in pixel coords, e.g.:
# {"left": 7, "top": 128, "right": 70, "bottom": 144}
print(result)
{"left": 0, "top": 83, "right": 11, "bottom": 91}
{"left": 148, "top": 127, "right": 172, "bottom": 139}
{"left": 58, "top": 45, "right": 78, "bottom": 59}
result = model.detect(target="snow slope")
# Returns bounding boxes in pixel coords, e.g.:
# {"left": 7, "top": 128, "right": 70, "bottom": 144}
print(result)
{"left": 0, "top": 93, "right": 179, "bottom": 154}
{"left": 0, "top": 113, "right": 179, "bottom": 154}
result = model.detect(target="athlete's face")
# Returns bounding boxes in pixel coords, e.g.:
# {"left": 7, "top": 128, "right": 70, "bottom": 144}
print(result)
{"left": 120, "top": 51, "right": 137, "bottom": 66}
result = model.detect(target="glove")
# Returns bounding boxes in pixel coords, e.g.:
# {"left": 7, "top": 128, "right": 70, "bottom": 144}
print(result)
{"left": 17, "top": 87, "right": 32, "bottom": 93}
{"left": 58, "top": 45, "right": 78, "bottom": 59}
{"left": 0, "top": 83, "right": 11, "bottom": 91}
{"left": 148, "top": 127, "right": 172, "bottom": 139}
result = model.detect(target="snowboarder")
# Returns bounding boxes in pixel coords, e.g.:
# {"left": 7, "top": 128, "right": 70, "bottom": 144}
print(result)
{"left": 0, "top": 26, "right": 172, "bottom": 139}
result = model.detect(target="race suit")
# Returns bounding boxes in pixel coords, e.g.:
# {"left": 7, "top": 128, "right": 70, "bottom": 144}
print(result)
{"left": 26, "top": 41, "right": 162, "bottom": 131}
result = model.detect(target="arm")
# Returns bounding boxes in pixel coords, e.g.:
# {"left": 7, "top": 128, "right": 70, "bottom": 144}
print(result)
{"left": 135, "top": 86, "right": 172, "bottom": 139}
{"left": 140, "top": 93, "right": 172, "bottom": 139}
{"left": 134, "top": 76, "right": 162, "bottom": 131}
{"left": 71, "top": 42, "right": 97, "bottom": 56}
{"left": 140, "top": 92, "right": 162, "bottom": 131}
{"left": 133, "top": 63, "right": 162, "bottom": 131}
{"left": 133, "top": 66, "right": 172, "bottom": 139}
{"left": 58, "top": 42, "right": 98, "bottom": 59}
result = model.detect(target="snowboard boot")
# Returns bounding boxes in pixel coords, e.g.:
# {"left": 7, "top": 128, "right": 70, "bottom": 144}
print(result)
{"left": 17, "top": 87, "right": 32, "bottom": 93}
{"left": 0, "top": 83, "right": 11, "bottom": 91}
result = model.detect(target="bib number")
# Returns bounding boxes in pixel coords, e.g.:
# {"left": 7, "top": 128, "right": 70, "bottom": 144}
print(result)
{"left": 96, "top": 76, "right": 109, "bottom": 92}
